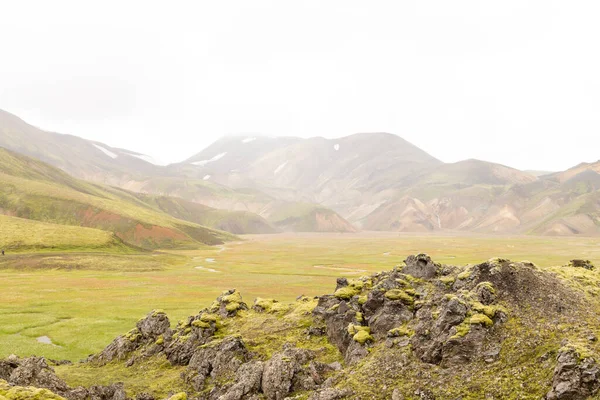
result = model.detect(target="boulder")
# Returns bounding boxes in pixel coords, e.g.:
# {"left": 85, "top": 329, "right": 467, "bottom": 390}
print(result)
{"left": 546, "top": 347, "right": 600, "bottom": 399}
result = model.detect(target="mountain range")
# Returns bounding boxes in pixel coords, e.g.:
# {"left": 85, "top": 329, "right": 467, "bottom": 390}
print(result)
{"left": 1, "top": 108, "right": 599, "bottom": 237}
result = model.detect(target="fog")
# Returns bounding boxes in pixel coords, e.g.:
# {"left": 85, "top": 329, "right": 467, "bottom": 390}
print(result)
{"left": 1, "top": 0, "right": 599, "bottom": 170}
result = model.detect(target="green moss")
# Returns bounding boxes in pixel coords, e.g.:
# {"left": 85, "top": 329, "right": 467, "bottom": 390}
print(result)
{"left": 476, "top": 281, "right": 496, "bottom": 295}
{"left": 471, "top": 301, "right": 497, "bottom": 319}
{"left": 192, "top": 320, "right": 211, "bottom": 329}
{"left": 254, "top": 298, "right": 289, "bottom": 313}
{"left": 254, "top": 297, "right": 276, "bottom": 312}
{"left": 353, "top": 330, "right": 374, "bottom": 345}
{"left": 457, "top": 269, "right": 472, "bottom": 280}
{"left": 357, "top": 295, "right": 368, "bottom": 305}
{"left": 183, "top": 327, "right": 192, "bottom": 335}
{"left": 470, "top": 313, "right": 494, "bottom": 327}
{"left": 328, "top": 303, "right": 340, "bottom": 312}
{"left": 439, "top": 276, "right": 455, "bottom": 287}
{"left": 356, "top": 312, "right": 364, "bottom": 323}
{"left": 334, "top": 286, "right": 360, "bottom": 300}
{"left": 222, "top": 291, "right": 243, "bottom": 304}
{"left": 200, "top": 313, "right": 219, "bottom": 323}
{"left": 155, "top": 335, "right": 164, "bottom": 345}
{"left": 167, "top": 393, "right": 187, "bottom": 400}
{"left": 152, "top": 309, "right": 166, "bottom": 317}
{"left": 395, "top": 278, "right": 411, "bottom": 287}
{"left": 387, "top": 326, "right": 414, "bottom": 338}
{"left": 225, "top": 302, "right": 241, "bottom": 312}
{"left": 384, "top": 289, "right": 414, "bottom": 305}
{"left": 0, "top": 380, "right": 66, "bottom": 399}
{"left": 450, "top": 320, "right": 471, "bottom": 339}
{"left": 347, "top": 324, "right": 371, "bottom": 336}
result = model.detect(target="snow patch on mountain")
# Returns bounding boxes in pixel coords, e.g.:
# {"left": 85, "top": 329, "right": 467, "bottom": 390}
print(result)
{"left": 334, "top": 144, "right": 340, "bottom": 151}
{"left": 127, "top": 153, "right": 164, "bottom": 165}
{"left": 192, "top": 152, "right": 227, "bottom": 166}
{"left": 242, "top": 137, "right": 257, "bottom": 143}
{"left": 203, "top": 175, "right": 211, "bottom": 180}
{"left": 92, "top": 144, "right": 118, "bottom": 159}
{"left": 274, "top": 161, "right": 288, "bottom": 175}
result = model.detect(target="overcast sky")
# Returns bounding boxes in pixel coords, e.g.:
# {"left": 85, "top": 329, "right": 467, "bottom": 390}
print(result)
{"left": 1, "top": 1, "right": 599, "bottom": 170}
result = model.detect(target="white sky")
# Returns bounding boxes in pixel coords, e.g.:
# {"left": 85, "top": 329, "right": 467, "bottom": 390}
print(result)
{"left": 1, "top": 0, "right": 599, "bottom": 171}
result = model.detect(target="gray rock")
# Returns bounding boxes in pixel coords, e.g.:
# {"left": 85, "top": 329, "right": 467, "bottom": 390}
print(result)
{"left": 546, "top": 347, "right": 600, "bottom": 399}
{"left": 402, "top": 254, "right": 438, "bottom": 279}
{"left": 308, "top": 388, "right": 352, "bottom": 400}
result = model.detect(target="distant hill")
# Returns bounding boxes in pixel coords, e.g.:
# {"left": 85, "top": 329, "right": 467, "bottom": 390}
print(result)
{"left": 0, "top": 110, "right": 357, "bottom": 233}
{"left": 2, "top": 108, "right": 600, "bottom": 236}
{"left": 0, "top": 109, "right": 164, "bottom": 185}
{"left": 0, "top": 148, "right": 235, "bottom": 249}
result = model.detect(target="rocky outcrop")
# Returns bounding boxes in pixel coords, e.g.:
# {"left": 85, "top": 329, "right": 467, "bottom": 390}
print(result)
{"left": 0, "top": 356, "right": 126, "bottom": 400}
{"left": 90, "top": 310, "right": 171, "bottom": 366}
{"left": 5, "top": 255, "right": 600, "bottom": 399}
{"left": 565, "top": 259, "right": 595, "bottom": 270}
{"left": 546, "top": 346, "right": 600, "bottom": 400}
{"left": 313, "top": 254, "right": 508, "bottom": 367}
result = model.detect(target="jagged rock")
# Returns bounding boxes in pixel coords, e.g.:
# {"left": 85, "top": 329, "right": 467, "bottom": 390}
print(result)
{"left": 0, "top": 356, "right": 125, "bottom": 400}
{"left": 566, "top": 259, "right": 595, "bottom": 270}
{"left": 402, "top": 254, "right": 438, "bottom": 279}
{"left": 8, "top": 357, "right": 69, "bottom": 394}
{"left": 209, "top": 289, "right": 248, "bottom": 318}
{"left": 307, "top": 388, "right": 352, "bottom": 400}
{"left": 91, "top": 310, "right": 171, "bottom": 366}
{"left": 85, "top": 383, "right": 127, "bottom": 400}
{"left": 368, "top": 299, "right": 413, "bottom": 338}
{"left": 546, "top": 347, "right": 600, "bottom": 399}
{"left": 217, "top": 361, "right": 264, "bottom": 400}
{"left": 184, "top": 336, "right": 251, "bottom": 392}
{"left": 261, "top": 346, "right": 316, "bottom": 400}
{"left": 307, "top": 362, "right": 340, "bottom": 386}
{"left": 135, "top": 393, "right": 155, "bottom": 400}
{"left": 137, "top": 310, "right": 170, "bottom": 339}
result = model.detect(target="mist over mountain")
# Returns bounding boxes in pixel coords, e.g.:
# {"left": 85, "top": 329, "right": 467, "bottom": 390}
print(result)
{"left": 1, "top": 108, "right": 599, "bottom": 236}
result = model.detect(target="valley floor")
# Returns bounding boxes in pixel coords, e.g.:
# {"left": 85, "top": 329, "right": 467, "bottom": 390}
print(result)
{"left": 1, "top": 232, "right": 599, "bottom": 361}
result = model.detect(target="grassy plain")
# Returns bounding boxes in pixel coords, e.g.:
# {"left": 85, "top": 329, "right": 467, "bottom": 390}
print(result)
{"left": 1, "top": 232, "right": 600, "bottom": 361}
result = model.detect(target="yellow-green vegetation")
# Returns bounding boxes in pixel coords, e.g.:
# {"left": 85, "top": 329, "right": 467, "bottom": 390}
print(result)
{"left": 253, "top": 298, "right": 289, "bottom": 313}
{"left": 0, "top": 215, "right": 128, "bottom": 252}
{"left": 333, "top": 279, "right": 368, "bottom": 300}
{"left": 384, "top": 289, "right": 415, "bottom": 305}
{"left": 348, "top": 324, "right": 374, "bottom": 344}
{"left": 167, "top": 393, "right": 187, "bottom": 400}
{"left": 217, "top": 298, "right": 342, "bottom": 363}
{"left": 388, "top": 326, "right": 414, "bottom": 338}
{"left": 0, "top": 148, "right": 235, "bottom": 250}
{"left": 469, "top": 313, "right": 494, "bottom": 327}
{"left": 439, "top": 275, "right": 455, "bottom": 287}
{"left": 0, "top": 379, "right": 65, "bottom": 400}
{"left": 2, "top": 233, "right": 600, "bottom": 362}
{"left": 56, "top": 356, "right": 188, "bottom": 399}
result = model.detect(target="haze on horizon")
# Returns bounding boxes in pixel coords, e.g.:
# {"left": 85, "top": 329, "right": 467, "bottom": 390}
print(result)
{"left": 1, "top": 0, "right": 599, "bottom": 171}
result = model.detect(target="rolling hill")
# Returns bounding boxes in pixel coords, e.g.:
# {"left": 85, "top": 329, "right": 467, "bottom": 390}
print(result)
{"left": 2, "top": 107, "right": 600, "bottom": 236}
{"left": 0, "top": 147, "right": 235, "bottom": 249}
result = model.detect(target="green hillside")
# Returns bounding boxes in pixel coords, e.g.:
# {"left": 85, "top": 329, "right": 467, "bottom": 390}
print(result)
{"left": 137, "top": 195, "right": 277, "bottom": 234}
{"left": 0, "top": 214, "right": 128, "bottom": 252}
{"left": 0, "top": 148, "right": 235, "bottom": 250}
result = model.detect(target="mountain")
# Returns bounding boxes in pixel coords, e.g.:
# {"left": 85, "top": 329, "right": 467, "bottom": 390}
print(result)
{"left": 5, "top": 255, "right": 600, "bottom": 398}
{"left": 136, "top": 194, "right": 277, "bottom": 235}
{"left": 2, "top": 107, "right": 600, "bottom": 236}
{"left": 0, "top": 109, "right": 356, "bottom": 233}
{"left": 0, "top": 109, "right": 164, "bottom": 185}
{"left": 0, "top": 147, "right": 235, "bottom": 249}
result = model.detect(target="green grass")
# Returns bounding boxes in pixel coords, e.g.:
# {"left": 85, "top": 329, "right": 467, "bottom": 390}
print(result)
{"left": 1, "top": 233, "right": 600, "bottom": 362}
{"left": 0, "top": 214, "right": 128, "bottom": 252}
{"left": 0, "top": 148, "right": 236, "bottom": 249}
